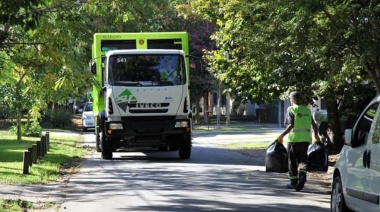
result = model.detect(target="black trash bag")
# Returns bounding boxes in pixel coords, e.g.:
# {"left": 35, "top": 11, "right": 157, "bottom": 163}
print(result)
{"left": 307, "top": 142, "right": 328, "bottom": 172}
{"left": 265, "top": 140, "right": 288, "bottom": 173}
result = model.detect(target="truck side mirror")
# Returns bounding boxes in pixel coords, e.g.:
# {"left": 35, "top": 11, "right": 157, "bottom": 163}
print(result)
{"left": 89, "top": 61, "right": 96, "bottom": 75}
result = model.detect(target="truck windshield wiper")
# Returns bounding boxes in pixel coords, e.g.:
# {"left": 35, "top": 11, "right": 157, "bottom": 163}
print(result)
{"left": 113, "top": 81, "right": 140, "bottom": 86}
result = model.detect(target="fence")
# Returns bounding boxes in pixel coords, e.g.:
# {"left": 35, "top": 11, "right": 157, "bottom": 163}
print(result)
{"left": 22, "top": 132, "right": 50, "bottom": 174}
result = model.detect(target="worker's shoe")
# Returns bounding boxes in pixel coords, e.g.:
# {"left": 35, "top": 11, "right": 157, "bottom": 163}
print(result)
{"left": 295, "top": 172, "right": 307, "bottom": 191}
{"left": 285, "top": 184, "right": 296, "bottom": 189}
{"left": 285, "top": 179, "right": 298, "bottom": 189}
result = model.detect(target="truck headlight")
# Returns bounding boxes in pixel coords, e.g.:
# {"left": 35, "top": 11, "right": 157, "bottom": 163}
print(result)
{"left": 175, "top": 121, "right": 189, "bottom": 128}
{"left": 109, "top": 123, "right": 123, "bottom": 130}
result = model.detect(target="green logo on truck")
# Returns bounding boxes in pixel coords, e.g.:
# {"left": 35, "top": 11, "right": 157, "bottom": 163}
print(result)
{"left": 115, "top": 89, "right": 137, "bottom": 112}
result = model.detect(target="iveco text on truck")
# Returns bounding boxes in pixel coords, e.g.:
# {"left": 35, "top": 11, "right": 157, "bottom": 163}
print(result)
{"left": 89, "top": 32, "right": 192, "bottom": 159}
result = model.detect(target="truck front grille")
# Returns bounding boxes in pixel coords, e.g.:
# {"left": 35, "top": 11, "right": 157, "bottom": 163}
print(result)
{"left": 121, "top": 116, "right": 176, "bottom": 123}
{"left": 129, "top": 109, "right": 168, "bottom": 113}
{"left": 128, "top": 103, "right": 170, "bottom": 114}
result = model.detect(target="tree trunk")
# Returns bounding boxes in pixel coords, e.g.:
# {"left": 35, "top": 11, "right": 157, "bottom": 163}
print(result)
{"left": 326, "top": 98, "right": 343, "bottom": 152}
{"left": 203, "top": 93, "right": 209, "bottom": 124}
{"left": 217, "top": 81, "right": 222, "bottom": 128}
{"left": 226, "top": 92, "right": 231, "bottom": 127}
{"left": 26, "top": 111, "right": 31, "bottom": 131}
{"left": 194, "top": 96, "right": 201, "bottom": 124}
{"left": 17, "top": 106, "right": 22, "bottom": 141}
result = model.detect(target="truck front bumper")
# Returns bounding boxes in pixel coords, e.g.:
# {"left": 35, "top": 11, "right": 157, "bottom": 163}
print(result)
{"left": 105, "top": 117, "right": 190, "bottom": 135}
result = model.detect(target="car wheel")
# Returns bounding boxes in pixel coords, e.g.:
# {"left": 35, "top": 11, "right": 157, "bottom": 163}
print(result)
{"left": 179, "top": 138, "right": 191, "bottom": 159}
{"left": 331, "top": 175, "right": 350, "bottom": 212}
{"left": 82, "top": 127, "right": 87, "bottom": 132}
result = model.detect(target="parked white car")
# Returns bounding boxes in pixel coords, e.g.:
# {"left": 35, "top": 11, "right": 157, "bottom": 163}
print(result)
{"left": 331, "top": 95, "right": 380, "bottom": 212}
{"left": 81, "top": 102, "right": 94, "bottom": 132}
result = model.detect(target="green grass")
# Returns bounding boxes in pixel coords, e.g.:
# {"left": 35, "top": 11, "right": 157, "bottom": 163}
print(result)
{"left": 222, "top": 141, "right": 288, "bottom": 149}
{"left": 0, "top": 199, "right": 33, "bottom": 212}
{"left": 223, "top": 141, "right": 272, "bottom": 149}
{"left": 194, "top": 125, "right": 271, "bottom": 131}
{"left": 0, "top": 130, "right": 88, "bottom": 184}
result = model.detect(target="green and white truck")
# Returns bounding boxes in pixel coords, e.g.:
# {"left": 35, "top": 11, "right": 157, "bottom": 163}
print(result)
{"left": 89, "top": 32, "right": 192, "bottom": 159}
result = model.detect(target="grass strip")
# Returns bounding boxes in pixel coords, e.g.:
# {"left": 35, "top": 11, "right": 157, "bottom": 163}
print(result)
{"left": 0, "top": 131, "right": 88, "bottom": 184}
{"left": 221, "top": 141, "right": 288, "bottom": 150}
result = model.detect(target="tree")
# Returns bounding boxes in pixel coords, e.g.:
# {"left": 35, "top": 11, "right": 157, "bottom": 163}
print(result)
{"left": 186, "top": 0, "right": 380, "bottom": 149}
{"left": 84, "top": 0, "right": 217, "bottom": 123}
{"left": 0, "top": 0, "right": 42, "bottom": 45}
{"left": 0, "top": 0, "right": 94, "bottom": 139}
{"left": 0, "top": 0, "right": 220, "bottom": 140}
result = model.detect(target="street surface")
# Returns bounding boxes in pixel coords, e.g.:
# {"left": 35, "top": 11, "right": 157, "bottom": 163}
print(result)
{"left": 59, "top": 128, "right": 330, "bottom": 212}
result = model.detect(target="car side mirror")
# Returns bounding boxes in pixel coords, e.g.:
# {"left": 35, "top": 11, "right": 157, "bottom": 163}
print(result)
{"left": 344, "top": 129, "right": 353, "bottom": 146}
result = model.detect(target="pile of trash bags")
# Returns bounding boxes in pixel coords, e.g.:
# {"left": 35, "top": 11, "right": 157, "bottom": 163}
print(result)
{"left": 265, "top": 140, "right": 328, "bottom": 173}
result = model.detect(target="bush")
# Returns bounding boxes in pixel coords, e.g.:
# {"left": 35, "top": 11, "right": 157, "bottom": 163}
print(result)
{"left": 43, "top": 108, "right": 73, "bottom": 128}
{"left": 0, "top": 104, "right": 9, "bottom": 118}
{"left": 10, "top": 121, "right": 42, "bottom": 137}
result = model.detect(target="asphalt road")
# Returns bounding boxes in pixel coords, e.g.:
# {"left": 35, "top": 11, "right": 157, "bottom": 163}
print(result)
{"left": 58, "top": 129, "right": 330, "bottom": 212}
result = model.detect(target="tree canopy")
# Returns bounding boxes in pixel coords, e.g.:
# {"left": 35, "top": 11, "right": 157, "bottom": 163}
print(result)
{"left": 186, "top": 0, "right": 379, "bottom": 101}
{"left": 0, "top": 0, "right": 217, "bottom": 138}
{"left": 182, "top": 0, "right": 380, "bottom": 147}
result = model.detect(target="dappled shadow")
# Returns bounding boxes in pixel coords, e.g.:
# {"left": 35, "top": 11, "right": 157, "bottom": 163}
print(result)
{"left": 104, "top": 145, "right": 265, "bottom": 166}
{"left": 193, "top": 129, "right": 282, "bottom": 138}
{"left": 58, "top": 143, "right": 330, "bottom": 211}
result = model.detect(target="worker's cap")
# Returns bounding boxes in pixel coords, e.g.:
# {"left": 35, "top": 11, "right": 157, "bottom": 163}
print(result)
{"left": 289, "top": 91, "right": 301, "bottom": 101}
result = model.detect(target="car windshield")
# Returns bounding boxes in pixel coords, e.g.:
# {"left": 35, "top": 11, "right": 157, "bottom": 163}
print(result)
{"left": 84, "top": 103, "right": 92, "bottom": 112}
{"left": 108, "top": 54, "right": 186, "bottom": 86}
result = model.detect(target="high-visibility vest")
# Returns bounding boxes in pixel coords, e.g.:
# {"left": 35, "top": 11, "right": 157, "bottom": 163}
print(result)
{"left": 288, "top": 105, "right": 311, "bottom": 142}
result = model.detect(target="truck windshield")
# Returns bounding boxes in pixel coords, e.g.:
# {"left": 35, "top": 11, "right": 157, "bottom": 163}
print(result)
{"left": 109, "top": 54, "right": 186, "bottom": 86}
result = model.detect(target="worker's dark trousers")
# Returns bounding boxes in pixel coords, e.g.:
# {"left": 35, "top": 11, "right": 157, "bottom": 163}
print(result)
{"left": 287, "top": 142, "right": 310, "bottom": 182}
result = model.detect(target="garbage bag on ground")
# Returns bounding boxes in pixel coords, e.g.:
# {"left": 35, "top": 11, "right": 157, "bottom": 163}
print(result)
{"left": 265, "top": 140, "right": 288, "bottom": 173}
{"left": 307, "top": 141, "right": 328, "bottom": 172}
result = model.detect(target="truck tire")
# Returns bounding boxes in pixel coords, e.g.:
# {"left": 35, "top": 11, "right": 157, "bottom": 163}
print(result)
{"left": 179, "top": 139, "right": 191, "bottom": 159}
{"left": 101, "top": 148, "right": 113, "bottom": 159}
{"left": 169, "top": 146, "right": 179, "bottom": 151}
{"left": 100, "top": 132, "right": 113, "bottom": 159}
{"left": 158, "top": 146, "right": 168, "bottom": 151}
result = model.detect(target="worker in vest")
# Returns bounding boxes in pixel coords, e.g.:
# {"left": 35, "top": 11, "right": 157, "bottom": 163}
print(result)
{"left": 277, "top": 91, "right": 320, "bottom": 191}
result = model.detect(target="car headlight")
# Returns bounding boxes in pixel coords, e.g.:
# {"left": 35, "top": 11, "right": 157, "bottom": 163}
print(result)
{"left": 109, "top": 123, "right": 123, "bottom": 130}
{"left": 175, "top": 121, "right": 189, "bottom": 128}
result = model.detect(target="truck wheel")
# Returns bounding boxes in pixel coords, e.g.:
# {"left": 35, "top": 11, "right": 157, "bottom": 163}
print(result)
{"left": 100, "top": 132, "right": 113, "bottom": 159}
{"left": 169, "top": 146, "right": 179, "bottom": 151}
{"left": 179, "top": 139, "right": 191, "bottom": 159}
{"left": 101, "top": 148, "right": 113, "bottom": 159}
{"left": 158, "top": 146, "right": 168, "bottom": 151}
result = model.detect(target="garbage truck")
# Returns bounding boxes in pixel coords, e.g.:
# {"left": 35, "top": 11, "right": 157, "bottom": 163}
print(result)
{"left": 89, "top": 32, "right": 192, "bottom": 159}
